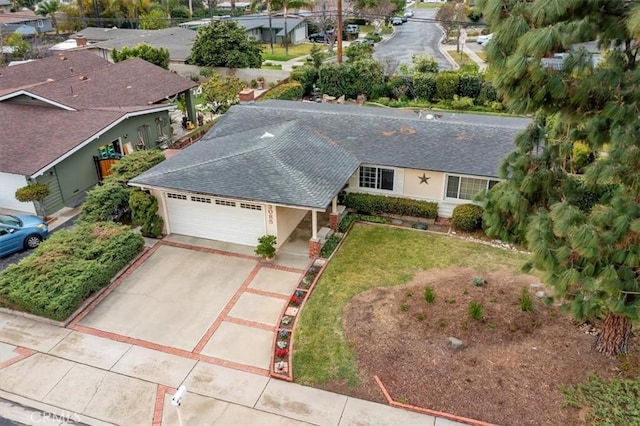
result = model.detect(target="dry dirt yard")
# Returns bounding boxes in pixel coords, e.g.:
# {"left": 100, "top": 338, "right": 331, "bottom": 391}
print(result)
{"left": 340, "top": 266, "right": 639, "bottom": 426}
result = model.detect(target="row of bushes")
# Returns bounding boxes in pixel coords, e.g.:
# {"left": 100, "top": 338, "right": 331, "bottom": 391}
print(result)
{"left": 0, "top": 222, "right": 144, "bottom": 321}
{"left": 344, "top": 193, "right": 438, "bottom": 219}
{"left": 260, "top": 81, "right": 304, "bottom": 100}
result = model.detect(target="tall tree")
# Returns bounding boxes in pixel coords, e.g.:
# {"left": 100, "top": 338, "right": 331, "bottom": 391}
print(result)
{"left": 435, "top": 0, "right": 467, "bottom": 43}
{"left": 478, "top": 0, "right": 640, "bottom": 356}
{"left": 272, "top": 0, "right": 313, "bottom": 57}
{"left": 190, "top": 21, "right": 262, "bottom": 68}
{"left": 111, "top": 43, "right": 170, "bottom": 68}
{"left": 36, "top": 0, "right": 61, "bottom": 35}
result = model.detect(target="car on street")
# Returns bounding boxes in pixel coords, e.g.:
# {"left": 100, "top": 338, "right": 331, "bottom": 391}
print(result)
{"left": 351, "top": 38, "right": 375, "bottom": 46}
{"left": 404, "top": 10, "right": 414, "bottom": 18}
{"left": 345, "top": 24, "right": 359, "bottom": 34}
{"left": 476, "top": 33, "right": 493, "bottom": 45}
{"left": 0, "top": 214, "right": 49, "bottom": 257}
{"left": 391, "top": 17, "right": 403, "bottom": 26}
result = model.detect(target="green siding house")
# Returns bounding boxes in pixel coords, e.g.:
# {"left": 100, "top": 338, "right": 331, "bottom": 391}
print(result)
{"left": 0, "top": 51, "right": 197, "bottom": 215}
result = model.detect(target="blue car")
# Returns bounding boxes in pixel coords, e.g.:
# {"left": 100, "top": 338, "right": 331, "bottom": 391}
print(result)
{"left": 0, "top": 214, "right": 49, "bottom": 257}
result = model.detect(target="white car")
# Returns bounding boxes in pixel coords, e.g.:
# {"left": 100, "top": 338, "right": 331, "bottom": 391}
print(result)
{"left": 391, "top": 17, "right": 403, "bottom": 26}
{"left": 404, "top": 10, "right": 414, "bottom": 18}
{"left": 476, "top": 33, "right": 493, "bottom": 45}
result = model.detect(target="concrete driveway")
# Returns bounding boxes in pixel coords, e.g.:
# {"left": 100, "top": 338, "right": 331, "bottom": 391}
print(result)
{"left": 76, "top": 241, "right": 303, "bottom": 372}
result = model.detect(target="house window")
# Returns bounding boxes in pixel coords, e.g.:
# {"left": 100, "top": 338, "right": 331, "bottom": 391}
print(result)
{"left": 215, "top": 199, "right": 236, "bottom": 207}
{"left": 359, "top": 166, "right": 394, "bottom": 191}
{"left": 167, "top": 193, "right": 187, "bottom": 200}
{"left": 240, "top": 203, "right": 262, "bottom": 210}
{"left": 137, "top": 125, "right": 150, "bottom": 149}
{"left": 37, "top": 20, "right": 43, "bottom": 27}
{"left": 191, "top": 196, "right": 211, "bottom": 203}
{"left": 446, "top": 175, "right": 500, "bottom": 200}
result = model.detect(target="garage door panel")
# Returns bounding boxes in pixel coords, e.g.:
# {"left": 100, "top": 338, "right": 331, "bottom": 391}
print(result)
{"left": 166, "top": 194, "right": 265, "bottom": 246}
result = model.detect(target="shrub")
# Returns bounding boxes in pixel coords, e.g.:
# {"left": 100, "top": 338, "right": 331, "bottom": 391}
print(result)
{"left": 337, "top": 214, "right": 356, "bottom": 233}
{"left": 255, "top": 234, "right": 277, "bottom": 258}
{"left": 109, "top": 149, "right": 166, "bottom": 185}
{"left": 468, "top": 301, "right": 484, "bottom": 320}
{"left": 354, "top": 214, "right": 391, "bottom": 224}
{"left": 477, "top": 81, "right": 498, "bottom": 105}
{"left": 450, "top": 96, "right": 475, "bottom": 110}
{"left": 290, "top": 65, "right": 318, "bottom": 95}
{"left": 365, "top": 32, "right": 382, "bottom": 42}
{"left": 129, "top": 190, "right": 164, "bottom": 238}
{"left": 0, "top": 222, "right": 144, "bottom": 321}
{"left": 457, "top": 73, "right": 483, "bottom": 99}
{"left": 14, "top": 183, "right": 50, "bottom": 216}
{"left": 320, "top": 234, "right": 341, "bottom": 258}
{"left": 472, "top": 276, "right": 485, "bottom": 287}
{"left": 261, "top": 81, "right": 304, "bottom": 100}
{"left": 387, "top": 75, "right": 413, "bottom": 100}
{"left": 413, "top": 73, "right": 437, "bottom": 101}
{"left": 572, "top": 140, "right": 594, "bottom": 173}
{"left": 435, "top": 72, "right": 460, "bottom": 100}
{"left": 79, "top": 181, "right": 132, "bottom": 223}
{"left": 317, "top": 60, "right": 385, "bottom": 99}
{"left": 467, "top": 8, "right": 482, "bottom": 22}
{"left": 344, "top": 193, "right": 437, "bottom": 219}
{"left": 401, "top": 303, "right": 409, "bottom": 311}
{"left": 452, "top": 203, "right": 483, "bottom": 231}
{"left": 413, "top": 54, "right": 439, "bottom": 74}
{"left": 424, "top": 286, "right": 435, "bottom": 303}
{"left": 519, "top": 287, "right": 533, "bottom": 312}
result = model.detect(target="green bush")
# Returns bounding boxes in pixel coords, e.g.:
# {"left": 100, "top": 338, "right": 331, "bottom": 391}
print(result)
{"left": 129, "top": 190, "right": 164, "bottom": 238}
{"left": 477, "top": 81, "right": 498, "bottom": 105}
{"left": 457, "top": 73, "right": 483, "bottom": 99}
{"left": 354, "top": 214, "right": 391, "bottom": 224}
{"left": 413, "top": 54, "right": 439, "bottom": 74}
{"left": 79, "top": 181, "right": 132, "bottom": 223}
{"left": 337, "top": 214, "right": 357, "bottom": 233}
{"left": 261, "top": 81, "right": 304, "bottom": 100}
{"left": 424, "top": 286, "right": 435, "bottom": 303}
{"left": 571, "top": 141, "right": 594, "bottom": 173}
{"left": 467, "top": 8, "right": 482, "bottom": 22}
{"left": 290, "top": 65, "right": 318, "bottom": 95}
{"left": 435, "top": 72, "right": 460, "bottom": 100}
{"left": 320, "top": 234, "right": 341, "bottom": 258}
{"left": 468, "top": 301, "right": 484, "bottom": 320}
{"left": 413, "top": 73, "right": 437, "bottom": 101}
{"left": 344, "top": 193, "right": 438, "bottom": 219}
{"left": 0, "top": 222, "right": 144, "bottom": 321}
{"left": 387, "top": 75, "right": 413, "bottom": 100}
{"left": 317, "top": 60, "right": 385, "bottom": 99}
{"left": 450, "top": 96, "right": 475, "bottom": 110}
{"left": 452, "top": 203, "right": 483, "bottom": 231}
{"left": 519, "top": 287, "right": 533, "bottom": 312}
{"left": 365, "top": 32, "right": 382, "bottom": 42}
{"left": 108, "top": 149, "right": 166, "bottom": 185}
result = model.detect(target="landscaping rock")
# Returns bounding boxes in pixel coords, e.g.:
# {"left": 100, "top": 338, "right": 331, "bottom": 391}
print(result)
{"left": 447, "top": 337, "right": 464, "bottom": 350}
{"left": 392, "top": 219, "right": 403, "bottom": 225}
{"left": 535, "top": 291, "right": 546, "bottom": 298}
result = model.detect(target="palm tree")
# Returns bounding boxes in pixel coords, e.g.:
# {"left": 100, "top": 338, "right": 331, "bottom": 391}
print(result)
{"left": 36, "top": 0, "right": 61, "bottom": 35}
{"left": 250, "top": 0, "right": 274, "bottom": 53}
{"left": 274, "top": 0, "right": 312, "bottom": 56}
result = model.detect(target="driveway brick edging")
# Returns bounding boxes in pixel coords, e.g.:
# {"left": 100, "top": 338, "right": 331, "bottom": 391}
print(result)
{"left": 270, "top": 258, "right": 328, "bottom": 381}
{"left": 373, "top": 375, "right": 497, "bottom": 426}
{"left": 0, "top": 246, "right": 155, "bottom": 328}
{"left": 0, "top": 347, "right": 35, "bottom": 370}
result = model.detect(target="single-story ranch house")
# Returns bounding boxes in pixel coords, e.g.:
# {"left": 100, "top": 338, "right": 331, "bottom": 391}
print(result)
{"left": 130, "top": 101, "right": 529, "bottom": 256}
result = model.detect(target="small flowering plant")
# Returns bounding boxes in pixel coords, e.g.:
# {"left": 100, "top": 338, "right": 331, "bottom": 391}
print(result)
{"left": 289, "top": 295, "right": 302, "bottom": 306}
{"left": 275, "top": 348, "right": 289, "bottom": 358}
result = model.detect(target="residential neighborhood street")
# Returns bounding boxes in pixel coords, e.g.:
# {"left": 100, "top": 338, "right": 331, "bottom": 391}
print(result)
{"left": 374, "top": 9, "right": 453, "bottom": 70}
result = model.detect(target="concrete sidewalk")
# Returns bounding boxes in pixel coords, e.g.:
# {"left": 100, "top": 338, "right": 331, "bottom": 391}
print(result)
{"left": 0, "top": 312, "right": 466, "bottom": 425}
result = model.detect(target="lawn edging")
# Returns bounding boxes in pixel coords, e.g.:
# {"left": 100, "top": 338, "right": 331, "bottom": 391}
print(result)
{"left": 270, "top": 257, "right": 328, "bottom": 381}
{"left": 374, "top": 375, "right": 497, "bottom": 426}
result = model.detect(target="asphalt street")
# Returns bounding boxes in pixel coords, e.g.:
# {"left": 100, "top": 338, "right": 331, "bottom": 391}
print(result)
{"left": 374, "top": 8, "right": 453, "bottom": 70}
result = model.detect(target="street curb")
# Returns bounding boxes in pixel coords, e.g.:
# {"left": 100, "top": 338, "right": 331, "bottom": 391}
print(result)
{"left": 435, "top": 23, "right": 459, "bottom": 69}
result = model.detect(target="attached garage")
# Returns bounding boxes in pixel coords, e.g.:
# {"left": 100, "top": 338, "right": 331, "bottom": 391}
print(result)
{"left": 0, "top": 172, "right": 36, "bottom": 213}
{"left": 165, "top": 192, "right": 266, "bottom": 246}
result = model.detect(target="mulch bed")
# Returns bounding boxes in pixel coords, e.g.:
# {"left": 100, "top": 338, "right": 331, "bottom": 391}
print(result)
{"left": 317, "top": 266, "right": 639, "bottom": 426}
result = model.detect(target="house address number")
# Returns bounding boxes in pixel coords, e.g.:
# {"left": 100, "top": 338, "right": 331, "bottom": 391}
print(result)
{"left": 267, "top": 205, "right": 274, "bottom": 225}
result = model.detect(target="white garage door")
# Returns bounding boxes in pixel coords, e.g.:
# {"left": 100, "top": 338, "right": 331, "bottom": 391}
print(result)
{"left": 165, "top": 192, "right": 266, "bottom": 246}
{"left": 0, "top": 173, "right": 36, "bottom": 213}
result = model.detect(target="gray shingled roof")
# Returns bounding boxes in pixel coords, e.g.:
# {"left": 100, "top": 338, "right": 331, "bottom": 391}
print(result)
{"left": 131, "top": 120, "right": 361, "bottom": 209}
{"left": 132, "top": 101, "right": 529, "bottom": 209}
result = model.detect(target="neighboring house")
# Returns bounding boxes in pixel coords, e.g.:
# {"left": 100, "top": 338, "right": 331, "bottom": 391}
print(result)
{"left": 0, "top": 7, "right": 53, "bottom": 35}
{"left": 130, "top": 101, "right": 529, "bottom": 255}
{"left": 66, "top": 27, "right": 197, "bottom": 64}
{"left": 0, "top": 51, "right": 197, "bottom": 215}
{"left": 180, "top": 14, "right": 308, "bottom": 45}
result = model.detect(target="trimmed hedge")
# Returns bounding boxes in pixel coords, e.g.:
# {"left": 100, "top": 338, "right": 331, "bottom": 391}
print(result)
{"left": 0, "top": 222, "right": 144, "bottom": 321}
{"left": 344, "top": 193, "right": 437, "bottom": 219}
{"left": 261, "top": 81, "right": 304, "bottom": 100}
{"left": 452, "top": 203, "right": 483, "bottom": 231}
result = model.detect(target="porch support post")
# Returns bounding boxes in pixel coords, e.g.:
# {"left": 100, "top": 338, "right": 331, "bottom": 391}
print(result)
{"left": 332, "top": 196, "right": 337, "bottom": 213}
{"left": 311, "top": 210, "right": 318, "bottom": 240}
{"left": 329, "top": 196, "right": 339, "bottom": 230}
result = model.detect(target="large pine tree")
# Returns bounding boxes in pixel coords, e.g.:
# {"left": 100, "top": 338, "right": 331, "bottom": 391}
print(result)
{"left": 479, "top": 0, "right": 640, "bottom": 355}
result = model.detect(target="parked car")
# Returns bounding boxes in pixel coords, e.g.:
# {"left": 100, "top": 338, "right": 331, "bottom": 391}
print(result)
{"left": 345, "top": 24, "right": 359, "bottom": 34}
{"left": 391, "top": 17, "right": 403, "bottom": 26}
{"left": 308, "top": 32, "right": 328, "bottom": 43}
{"left": 0, "top": 214, "right": 49, "bottom": 257}
{"left": 351, "top": 38, "right": 375, "bottom": 46}
{"left": 401, "top": 15, "right": 408, "bottom": 23}
{"left": 476, "top": 33, "right": 493, "bottom": 45}
{"left": 404, "top": 10, "right": 414, "bottom": 18}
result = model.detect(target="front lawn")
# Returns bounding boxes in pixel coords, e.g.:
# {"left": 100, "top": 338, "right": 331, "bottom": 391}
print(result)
{"left": 293, "top": 224, "right": 529, "bottom": 386}
{"left": 262, "top": 43, "right": 315, "bottom": 61}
